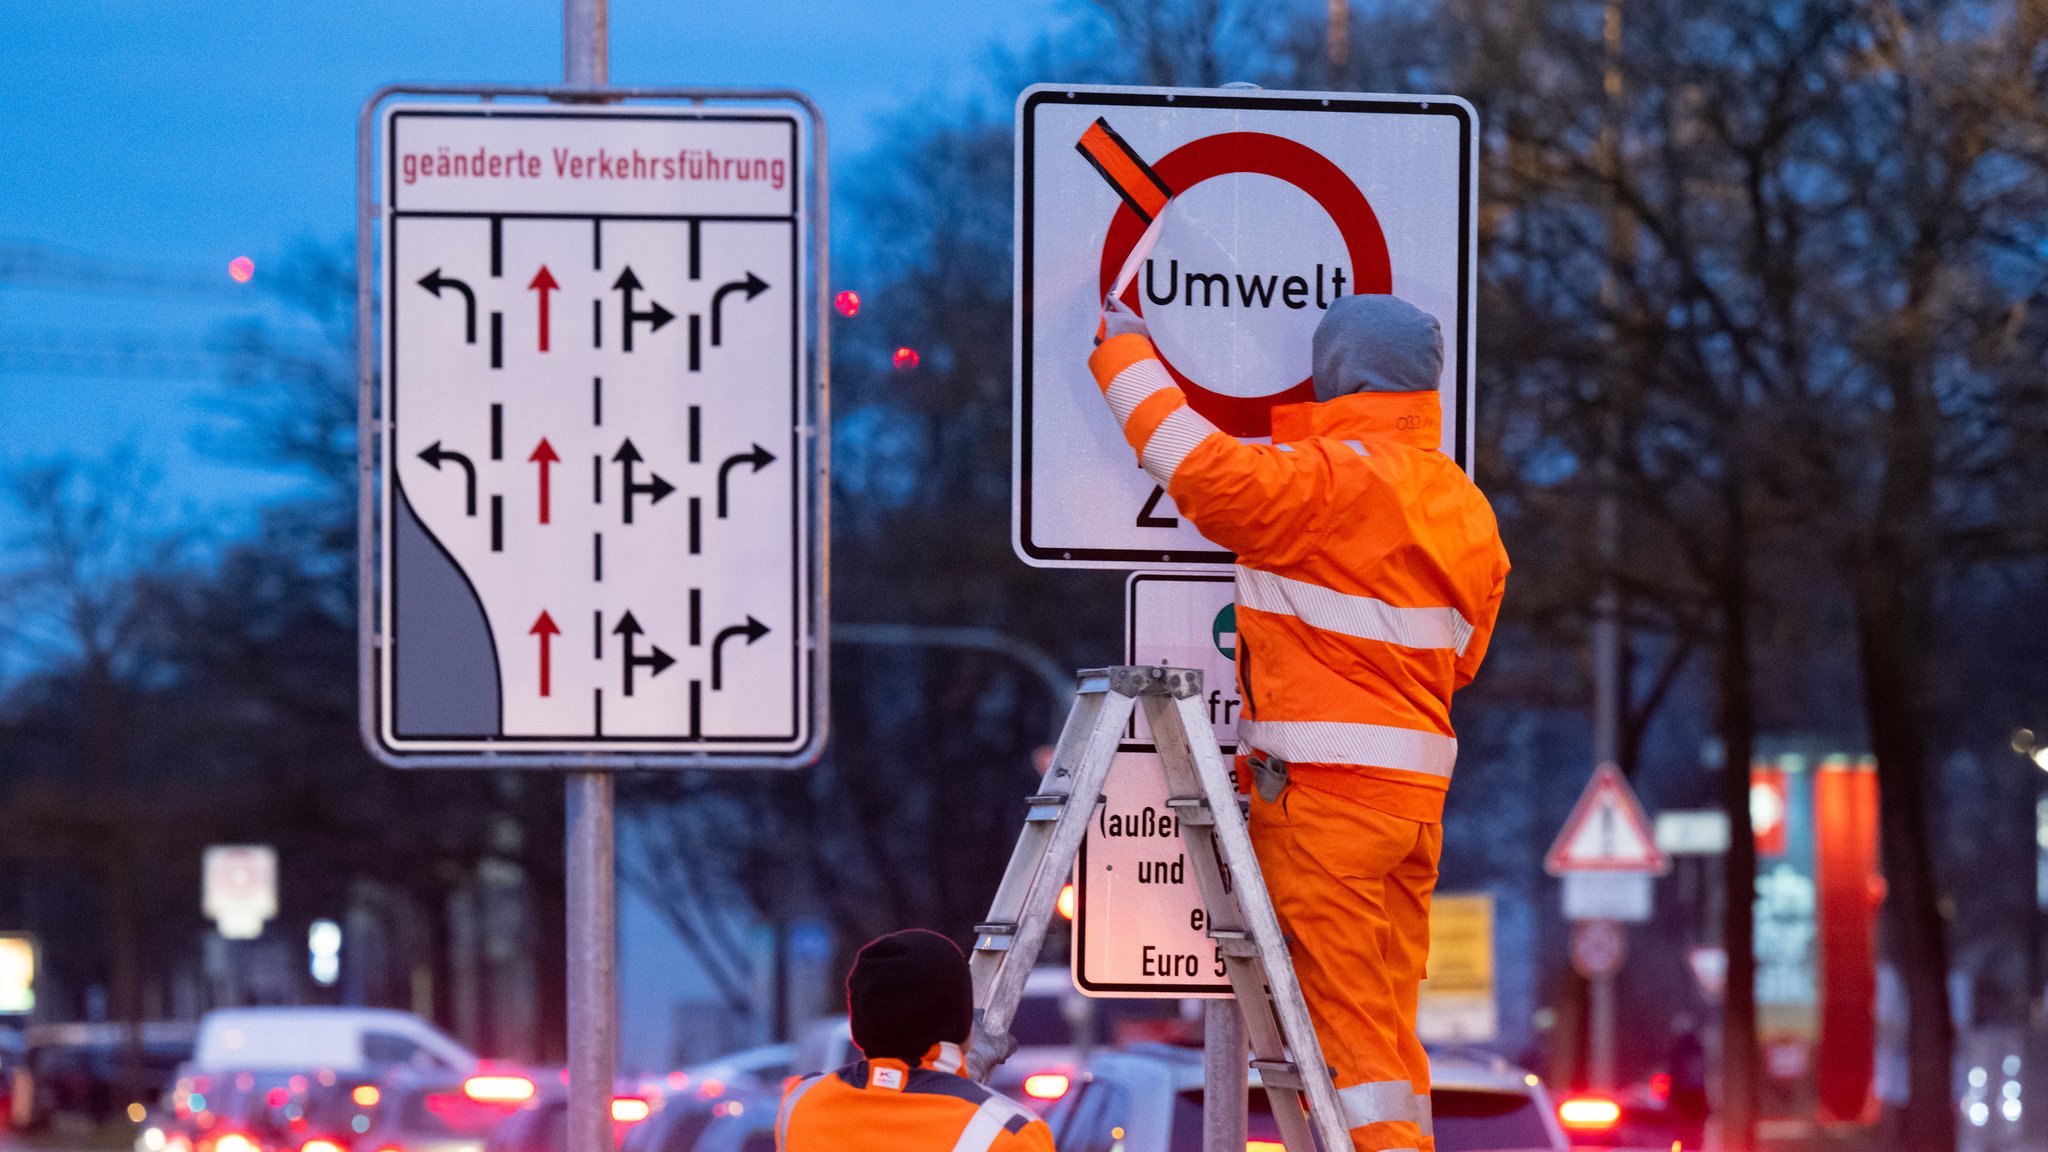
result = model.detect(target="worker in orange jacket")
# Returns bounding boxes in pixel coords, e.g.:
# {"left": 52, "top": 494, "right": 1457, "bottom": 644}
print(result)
{"left": 1089, "top": 292, "right": 1509, "bottom": 1152}
{"left": 777, "top": 929, "right": 1053, "bottom": 1152}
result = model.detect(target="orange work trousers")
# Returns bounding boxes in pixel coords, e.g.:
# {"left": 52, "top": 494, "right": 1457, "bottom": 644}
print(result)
{"left": 1251, "top": 778, "right": 1441, "bottom": 1152}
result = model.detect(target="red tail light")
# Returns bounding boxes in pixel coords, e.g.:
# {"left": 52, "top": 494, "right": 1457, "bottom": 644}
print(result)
{"left": 1558, "top": 1096, "right": 1623, "bottom": 1131}
{"left": 462, "top": 1075, "right": 537, "bottom": 1104}
{"left": 302, "top": 1139, "right": 346, "bottom": 1152}
{"left": 1022, "top": 1073, "right": 1071, "bottom": 1101}
{"left": 610, "top": 1098, "right": 651, "bottom": 1124}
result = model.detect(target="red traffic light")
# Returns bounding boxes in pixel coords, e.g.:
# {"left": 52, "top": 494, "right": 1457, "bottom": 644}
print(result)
{"left": 834, "top": 290, "right": 860, "bottom": 317}
{"left": 893, "top": 347, "right": 920, "bottom": 370}
{"left": 228, "top": 256, "right": 255, "bottom": 283}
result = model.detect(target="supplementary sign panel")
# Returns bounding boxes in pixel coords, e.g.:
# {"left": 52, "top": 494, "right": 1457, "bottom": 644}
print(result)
{"left": 1072, "top": 573, "right": 1240, "bottom": 997}
{"left": 1072, "top": 748, "right": 1234, "bottom": 999}
{"left": 364, "top": 96, "right": 825, "bottom": 766}
{"left": 1418, "top": 892, "right": 1496, "bottom": 1043}
{"left": 1015, "top": 84, "right": 1477, "bottom": 569}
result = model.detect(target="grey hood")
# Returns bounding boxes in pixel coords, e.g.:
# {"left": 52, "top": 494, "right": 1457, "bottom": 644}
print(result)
{"left": 1310, "top": 294, "right": 1444, "bottom": 402}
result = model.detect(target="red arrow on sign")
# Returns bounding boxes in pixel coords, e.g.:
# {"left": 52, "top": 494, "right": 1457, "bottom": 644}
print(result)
{"left": 528, "top": 438, "right": 560, "bottom": 524}
{"left": 529, "top": 610, "right": 560, "bottom": 697}
{"left": 528, "top": 265, "right": 559, "bottom": 352}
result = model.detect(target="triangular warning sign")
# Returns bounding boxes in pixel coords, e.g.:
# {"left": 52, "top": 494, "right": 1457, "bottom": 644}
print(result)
{"left": 1545, "top": 763, "right": 1669, "bottom": 876}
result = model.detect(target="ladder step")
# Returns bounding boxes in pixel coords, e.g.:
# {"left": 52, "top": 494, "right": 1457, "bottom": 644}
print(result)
{"left": 1164, "top": 796, "right": 1214, "bottom": 825}
{"left": 1022, "top": 795, "right": 1068, "bottom": 822}
{"left": 1208, "top": 929, "right": 1260, "bottom": 959}
{"left": 1252, "top": 1060, "right": 1305, "bottom": 1092}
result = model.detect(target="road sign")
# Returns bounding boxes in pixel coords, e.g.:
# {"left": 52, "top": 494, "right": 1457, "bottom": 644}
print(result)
{"left": 1013, "top": 84, "right": 1477, "bottom": 569}
{"left": 1545, "top": 763, "right": 1668, "bottom": 875}
{"left": 204, "top": 845, "right": 278, "bottom": 940}
{"left": 1562, "top": 872, "right": 1653, "bottom": 923}
{"left": 1071, "top": 749, "right": 1233, "bottom": 998}
{"left": 1072, "top": 573, "right": 1244, "bottom": 997}
{"left": 1418, "top": 893, "right": 1496, "bottom": 1043}
{"left": 1655, "top": 808, "right": 1731, "bottom": 855}
{"left": 1122, "top": 573, "right": 1240, "bottom": 747}
{"left": 363, "top": 98, "right": 826, "bottom": 767}
{"left": 1570, "top": 920, "right": 1627, "bottom": 979}
{"left": 0, "top": 934, "right": 34, "bottom": 1015}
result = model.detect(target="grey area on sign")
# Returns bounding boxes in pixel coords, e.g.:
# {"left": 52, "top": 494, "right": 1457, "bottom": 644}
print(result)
{"left": 394, "top": 487, "right": 502, "bottom": 737}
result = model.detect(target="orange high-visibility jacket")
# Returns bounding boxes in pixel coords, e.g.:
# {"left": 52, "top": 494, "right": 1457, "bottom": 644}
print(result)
{"left": 1089, "top": 333, "right": 1509, "bottom": 822}
{"left": 776, "top": 1044, "right": 1053, "bottom": 1152}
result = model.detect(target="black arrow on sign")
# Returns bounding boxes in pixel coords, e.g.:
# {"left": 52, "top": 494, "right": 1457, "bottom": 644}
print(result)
{"left": 417, "top": 441, "right": 478, "bottom": 516}
{"left": 716, "top": 444, "right": 776, "bottom": 518}
{"left": 709, "top": 272, "right": 769, "bottom": 346}
{"left": 612, "top": 438, "right": 676, "bottom": 525}
{"left": 611, "top": 611, "right": 676, "bottom": 697}
{"left": 417, "top": 269, "right": 477, "bottom": 344}
{"left": 612, "top": 266, "right": 675, "bottom": 351}
{"left": 711, "top": 616, "right": 770, "bottom": 690}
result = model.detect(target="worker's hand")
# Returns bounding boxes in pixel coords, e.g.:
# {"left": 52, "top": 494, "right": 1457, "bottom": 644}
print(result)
{"left": 1097, "top": 293, "right": 1151, "bottom": 345}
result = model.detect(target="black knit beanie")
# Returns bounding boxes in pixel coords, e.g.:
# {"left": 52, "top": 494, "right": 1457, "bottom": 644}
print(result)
{"left": 845, "top": 929, "right": 973, "bottom": 1061}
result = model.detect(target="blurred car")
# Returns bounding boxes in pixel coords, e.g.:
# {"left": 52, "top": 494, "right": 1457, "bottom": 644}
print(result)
{"left": 16, "top": 1022, "right": 195, "bottom": 1129}
{"left": 1548, "top": 1082, "right": 1691, "bottom": 1152}
{"left": 675, "top": 1091, "right": 777, "bottom": 1152}
{"left": 358, "top": 1070, "right": 557, "bottom": 1152}
{"left": 792, "top": 968, "right": 1187, "bottom": 1113}
{"left": 664, "top": 1045, "right": 794, "bottom": 1098}
{"left": 171, "top": 1069, "right": 302, "bottom": 1152}
{"left": 484, "top": 1077, "right": 656, "bottom": 1152}
{"left": 1044, "top": 1043, "right": 1569, "bottom": 1152}
{"left": 194, "top": 1009, "right": 475, "bottom": 1076}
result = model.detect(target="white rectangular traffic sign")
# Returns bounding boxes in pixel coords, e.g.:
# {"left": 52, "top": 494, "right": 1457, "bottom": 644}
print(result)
{"left": 1071, "top": 573, "right": 1240, "bottom": 997}
{"left": 1014, "top": 84, "right": 1477, "bottom": 570}
{"left": 1072, "top": 749, "right": 1233, "bottom": 998}
{"left": 361, "top": 95, "right": 826, "bottom": 767}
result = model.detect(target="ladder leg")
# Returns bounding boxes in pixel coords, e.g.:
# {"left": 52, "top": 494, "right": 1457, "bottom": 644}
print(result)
{"left": 1145, "top": 686, "right": 1354, "bottom": 1152}
{"left": 965, "top": 668, "right": 1140, "bottom": 1082}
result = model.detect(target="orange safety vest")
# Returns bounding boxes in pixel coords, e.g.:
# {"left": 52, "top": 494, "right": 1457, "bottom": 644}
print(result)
{"left": 775, "top": 1043, "right": 1053, "bottom": 1152}
{"left": 1089, "top": 332, "right": 1509, "bottom": 823}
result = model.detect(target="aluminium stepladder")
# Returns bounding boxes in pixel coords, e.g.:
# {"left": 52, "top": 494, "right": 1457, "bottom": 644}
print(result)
{"left": 964, "top": 666, "right": 1352, "bottom": 1152}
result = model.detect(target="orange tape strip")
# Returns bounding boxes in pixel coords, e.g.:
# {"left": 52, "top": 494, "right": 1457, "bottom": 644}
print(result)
{"left": 1076, "top": 118, "right": 1172, "bottom": 223}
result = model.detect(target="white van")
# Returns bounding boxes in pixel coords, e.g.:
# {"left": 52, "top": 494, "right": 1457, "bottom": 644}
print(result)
{"left": 193, "top": 1008, "right": 476, "bottom": 1073}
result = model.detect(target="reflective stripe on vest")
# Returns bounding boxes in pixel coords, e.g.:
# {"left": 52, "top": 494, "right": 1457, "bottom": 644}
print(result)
{"left": 1416, "top": 1094, "right": 1434, "bottom": 1138}
{"left": 1235, "top": 565, "right": 1476, "bottom": 654}
{"left": 1139, "top": 406, "right": 1220, "bottom": 486}
{"left": 1340, "top": 1079, "right": 1417, "bottom": 1129}
{"left": 949, "top": 1096, "right": 1029, "bottom": 1152}
{"left": 1238, "top": 719, "right": 1457, "bottom": 778}
{"left": 1103, "top": 358, "right": 1176, "bottom": 425}
{"left": 776, "top": 1074, "right": 824, "bottom": 1149}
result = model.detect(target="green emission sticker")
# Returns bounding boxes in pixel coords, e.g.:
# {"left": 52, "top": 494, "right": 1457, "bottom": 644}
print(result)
{"left": 1212, "top": 604, "right": 1237, "bottom": 661}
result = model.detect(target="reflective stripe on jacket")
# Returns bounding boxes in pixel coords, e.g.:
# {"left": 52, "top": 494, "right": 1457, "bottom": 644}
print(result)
{"left": 776, "top": 1043, "right": 1053, "bottom": 1152}
{"left": 1089, "top": 332, "right": 1509, "bottom": 822}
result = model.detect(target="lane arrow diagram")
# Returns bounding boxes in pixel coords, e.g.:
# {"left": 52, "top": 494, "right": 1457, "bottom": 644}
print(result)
{"left": 527, "top": 265, "right": 559, "bottom": 351}
{"left": 612, "top": 438, "right": 676, "bottom": 525}
{"left": 417, "top": 268, "right": 477, "bottom": 344}
{"left": 417, "top": 441, "right": 478, "bottom": 516}
{"left": 709, "top": 272, "right": 769, "bottom": 346}
{"left": 529, "top": 610, "right": 560, "bottom": 696}
{"left": 612, "top": 266, "right": 675, "bottom": 352}
{"left": 716, "top": 444, "right": 777, "bottom": 518}
{"left": 528, "top": 438, "right": 560, "bottom": 524}
{"left": 611, "top": 610, "right": 676, "bottom": 697}
{"left": 711, "top": 616, "right": 769, "bottom": 690}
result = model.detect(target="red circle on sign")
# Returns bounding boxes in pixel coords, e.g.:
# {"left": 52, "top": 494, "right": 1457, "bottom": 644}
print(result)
{"left": 1098, "top": 132, "right": 1392, "bottom": 437}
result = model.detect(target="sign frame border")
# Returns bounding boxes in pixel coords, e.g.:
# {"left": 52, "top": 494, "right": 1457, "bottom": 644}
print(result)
{"left": 355, "top": 84, "right": 830, "bottom": 771}
{"left": 1011, "top": 82, "right": 1479, "bottom": 570}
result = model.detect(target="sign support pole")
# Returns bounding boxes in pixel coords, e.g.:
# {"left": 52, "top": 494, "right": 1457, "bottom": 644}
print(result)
{"left": 1202, "top": 999, "right": 1247, "bottom": 1152}
{"left": 563, "top": 7, "right": 614, "bottom": 1152}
